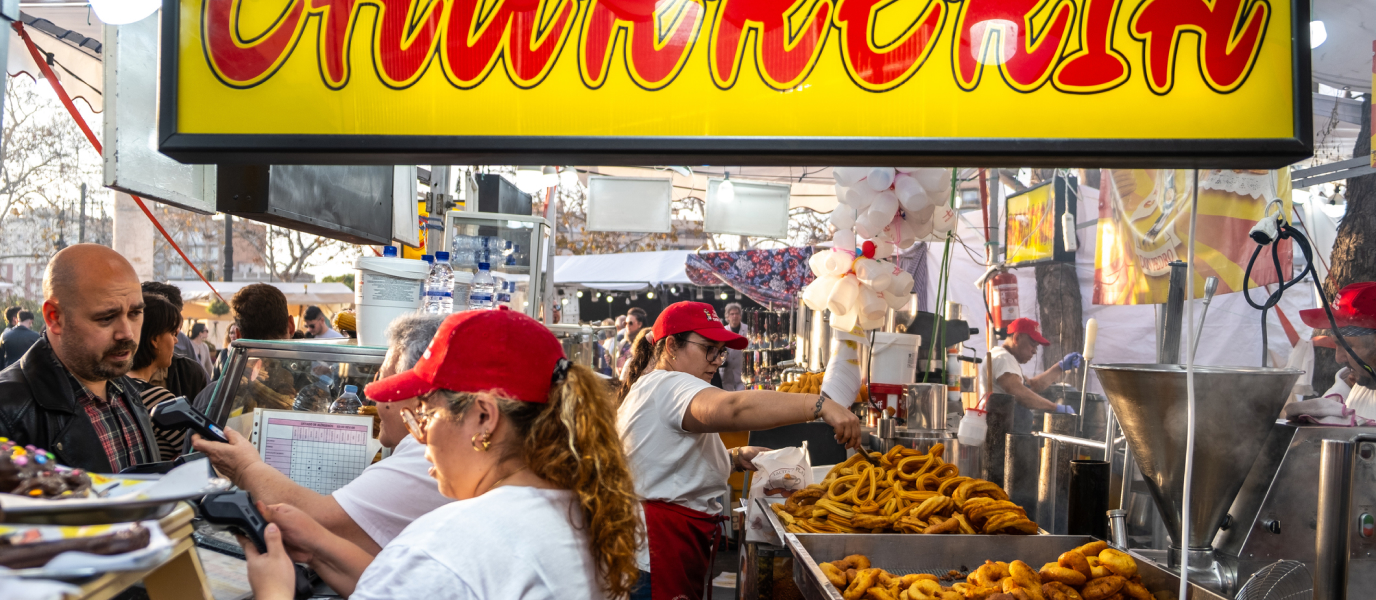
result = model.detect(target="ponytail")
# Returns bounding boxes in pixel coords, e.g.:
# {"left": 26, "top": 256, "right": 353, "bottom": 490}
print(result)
{"left": 441, "top": 366, "right": 642, "bottom": 598}
{"left": 617, "top": 330, "right": 692, "bottom": 405}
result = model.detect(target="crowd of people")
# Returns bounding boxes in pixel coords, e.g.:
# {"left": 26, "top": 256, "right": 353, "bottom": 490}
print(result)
{"left": 9, "top": 244, "right": 1374, "bottom": 599}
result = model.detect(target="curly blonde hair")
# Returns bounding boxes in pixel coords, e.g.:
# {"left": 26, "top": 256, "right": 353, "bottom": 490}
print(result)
{"left": 434, "top": 364, "right": 642, "bottom": 598}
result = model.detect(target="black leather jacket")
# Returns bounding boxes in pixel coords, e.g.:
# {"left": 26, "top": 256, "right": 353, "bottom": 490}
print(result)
{"left": 0, "top": 337, "right": 158, "bottom": 473}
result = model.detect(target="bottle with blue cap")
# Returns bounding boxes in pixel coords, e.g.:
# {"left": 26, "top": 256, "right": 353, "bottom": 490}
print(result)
{"left": 329, "top": 385, "right": 363, "bottom": 414}
{"left": 423, "top": 252, "right": 454, "bottom": 314}
{"left": 294, "top": 375, "right": 333, "bottom": 412}
{"left": 468, "top": 262, "right": 496, "bottom": 310}
{"left": 382, "top": 246, "right": 398, "bottom": 257}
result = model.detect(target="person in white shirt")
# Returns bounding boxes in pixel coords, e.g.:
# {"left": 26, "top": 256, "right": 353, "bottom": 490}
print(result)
{"left": 617, "top": 301, "right": 860, "bottom": 600}
{"left": 189, "top": 323, "right": 215, "bottom": 375}
{"left": 192, "top": 314, "right": 451, "bottom": 553}
{"left": 1301, "top": 282, "right": 1376, "bottom": 420}
{"left": 986, "top": 317, "right": 1079, "bottom": 415}
{"left": 303, "top": 305, "right": 346, "bottom": 339}
{"left": 240, "top": 310, "right": 642, "bottom": 600}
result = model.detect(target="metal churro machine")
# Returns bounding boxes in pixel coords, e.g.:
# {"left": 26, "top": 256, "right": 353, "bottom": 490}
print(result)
{"left": 1094, "top": 363, "right": 1376, "bottom": 599}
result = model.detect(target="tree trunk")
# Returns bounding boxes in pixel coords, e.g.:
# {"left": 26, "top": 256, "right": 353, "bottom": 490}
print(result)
{"left": 1037, "top": 262, "right": 1085, "bottom": 374}
{"left": 1312, "top": 93, "right": 1375, "bottom": 394}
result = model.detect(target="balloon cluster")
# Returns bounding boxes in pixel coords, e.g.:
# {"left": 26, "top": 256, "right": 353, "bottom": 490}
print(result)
{"left": 803, "top": 167, "right": 956, "bottom": 331}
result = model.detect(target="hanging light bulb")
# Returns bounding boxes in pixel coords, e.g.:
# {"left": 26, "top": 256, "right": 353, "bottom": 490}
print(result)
{"left": 606, "top": 295, "right": 614, "bottom": 303}
{"left": 90, "top": 0, "right": 160, "bottom": 24}
{"left": 718, "top": 171, "right": 735, "bottom": 204}
{"left": 559, "top": 166, "right": 580, "bottom": 187}
{"left": 625, "top": 296, "right": 631, "bottom": 304}
{"left": 670, "top": 286, "right": 678, "bottom": 295}
{"left": 631, "top": 292, "right": 639, "bottom": 300}
{"left": 647, "top": 291, "right": 655, "bottom": 299}
{"left": 594, "top": 292, "right": 602, "bottom": 300}
{"left": 514, "top": 166, "right": 545, "bottom": 193}
{"left": 720, "top": 292, "right": 729, "bottom": 300}
{"left": 576, "top": 290, "right": 584, "bottom": 298}
{"left": 561, "top": 297, "right": 569, "bottom": 305}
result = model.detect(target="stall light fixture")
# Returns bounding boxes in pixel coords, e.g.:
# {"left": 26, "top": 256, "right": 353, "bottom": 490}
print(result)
{"left": 734, "top": 291, "right": 741, "bottom": 300}
{"left": 1310, "top": 21, "right": 1327, "bottom": 48}
{"left": 577, "top": 290, "right": 584, "bottom": 298}
{"left": 90, "top": 0, "right": 160, "bottom": 24}
{"left": 594, "top": 292, "right": 602, "bottom": 300}
{"left": 626, "top": 297, "right": 632, "bottom": 304}
{"left": 514, "top": 166, "right": 559, "bottom": 193}
{"left": 606, "top": 295, "right": 614, "bottom": 303}
{"left": 631, "top": 292, "right": 639, "bottom": 300}
{"left": 720, "top": 292, "right": 729, "bottom": 300}
{"left": 696, "top": 289, "right": 704, "bottom": 300}
{"left": 670, "top": 286, "right": 678, "bottom": 295}
{"left": 559, "top": 167, "right": 580, "bottom": 187}
{"left": 561, "top": 298, "right": 569, "bottom": 305}
{"left": 719, "top": 171, "right": 735, "bottom": 204}
{"left": 524, "top": 301, "right": 530, "bottom": 307}
{"left": 646, "top": 291, "right": 655, "bottom": 299}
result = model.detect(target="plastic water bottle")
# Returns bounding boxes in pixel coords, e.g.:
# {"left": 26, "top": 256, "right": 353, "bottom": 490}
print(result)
{"left": 424, "top": 253, "right": 454, "bottom": 313}
{"left": 329, "top": 385, "right": 363, "bottom": 414}
{"left": 468, "top": 263, "right": 496, "bottom": 310}
{"left": 496, "top": 279, "right": 512, "bottom": 309}
{"left": 294, "top": 375, "right": 333, "bottom": 412}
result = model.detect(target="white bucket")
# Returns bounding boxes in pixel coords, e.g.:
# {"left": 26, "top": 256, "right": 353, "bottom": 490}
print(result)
{"left": 354, "top": 256, "right": 430, "bottom": 347}
{"left": 869, "top": 332, "right": 921, "bottom": 385}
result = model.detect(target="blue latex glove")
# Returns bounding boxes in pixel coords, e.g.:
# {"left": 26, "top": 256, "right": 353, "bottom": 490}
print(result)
{"left": 1059, "top": 352, "right": 1084, "bottom": 371}
{"left": 1055, "top": 404, "right": 1077, "bottom": 415}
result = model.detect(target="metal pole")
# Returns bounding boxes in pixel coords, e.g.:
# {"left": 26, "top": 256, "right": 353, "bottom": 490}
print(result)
{"left": 1315, "top": 439, "right": 1354, "bottom": 600}
{"left": 78, "top": 183, "right": 86, "bottom": 244}
{"left": 223, "top": 215, "right": 234, "bottom": 282}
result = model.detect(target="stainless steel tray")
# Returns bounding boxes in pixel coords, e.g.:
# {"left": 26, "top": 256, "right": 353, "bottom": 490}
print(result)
{"left": 759, "top": 499, "right": 1227, "bottom": 600}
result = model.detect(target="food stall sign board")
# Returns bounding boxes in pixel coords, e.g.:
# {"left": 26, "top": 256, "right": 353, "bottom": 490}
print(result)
{"left": 159, "top": 0, "right": 1312, "bottom": 168}
{"left": 1004, "top": 175, "right": 1076, "bottom": 266}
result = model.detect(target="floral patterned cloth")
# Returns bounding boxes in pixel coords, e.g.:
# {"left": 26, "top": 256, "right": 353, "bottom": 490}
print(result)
{"left": 685, "top": 247, "right": 816, "bottom": 308}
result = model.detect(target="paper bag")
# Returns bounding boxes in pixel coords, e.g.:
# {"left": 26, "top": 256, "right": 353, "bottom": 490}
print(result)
{"left": 744, "top": 445, "right": 813, "bottom": 544}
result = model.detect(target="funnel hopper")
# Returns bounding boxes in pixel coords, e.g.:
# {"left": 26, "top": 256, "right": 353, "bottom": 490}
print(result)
{"left": 1092, "top": 364, "right": 1300, "bottom": 550}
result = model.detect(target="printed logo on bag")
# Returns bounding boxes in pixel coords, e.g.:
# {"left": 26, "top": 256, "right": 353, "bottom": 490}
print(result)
{"left": 763, "top": 466, "right": 808, "bottom": 496}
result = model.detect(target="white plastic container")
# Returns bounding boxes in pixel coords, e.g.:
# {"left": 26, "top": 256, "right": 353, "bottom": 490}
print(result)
{"left": 354, "top": 256, "right": 430, "bottom": 346}
{"left": 958, "top": 408, "right": 988, "bottom": 446}
{"left": 869, "top": 331, "right": 921, "bottom": 385}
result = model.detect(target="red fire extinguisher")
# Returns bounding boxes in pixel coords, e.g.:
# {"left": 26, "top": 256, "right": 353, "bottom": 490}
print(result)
{"left": 989, "top": 270, "right": 1019, "bottom": 335}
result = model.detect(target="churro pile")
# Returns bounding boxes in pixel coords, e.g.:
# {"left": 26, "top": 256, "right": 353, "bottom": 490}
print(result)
{"left": 819, "top": 541, "right": 1155, "bottom": 600}
{"left": 770, "top": 444, "right": 1037, "bottom": 535}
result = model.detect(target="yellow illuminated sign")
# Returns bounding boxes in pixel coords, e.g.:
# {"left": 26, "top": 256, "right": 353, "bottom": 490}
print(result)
{"left": 160, "top": 0, "right": 1312, "bottom": 165}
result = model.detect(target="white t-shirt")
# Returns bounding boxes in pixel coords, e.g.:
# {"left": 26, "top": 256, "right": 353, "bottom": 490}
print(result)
{"left": 617, "top": 369, "right": 731, "bottom": 571}
{"left": 351, "top": 486, "right": 603, "bottom": 600}
{"left": 316, "top": 328, "right": 346, "bottom": 339}
{"left": 332, "top": 435, "right": 453, "bottom": 547}
{"left": 988, "top": 346, "right": 1024, "bottom": 394}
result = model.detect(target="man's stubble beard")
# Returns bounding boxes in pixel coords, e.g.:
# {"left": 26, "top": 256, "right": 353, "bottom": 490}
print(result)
{"left": 58, "top": 335, "right": 137, "bottom": 381}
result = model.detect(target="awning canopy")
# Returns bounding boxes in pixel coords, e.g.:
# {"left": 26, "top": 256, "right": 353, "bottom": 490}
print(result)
{"left": 553, "top": 250, "right": 694, "bottom": 291}
{"left": 169, "top": 281, "right": 355, "bottom": 305}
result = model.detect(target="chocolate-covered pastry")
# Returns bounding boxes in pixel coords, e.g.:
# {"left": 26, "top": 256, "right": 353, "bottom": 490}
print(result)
{"left": 0, "top": 438, "right": 93, "bottom": 498}
{"left": 0, "top": 525, "right": 151, "bottom": 569}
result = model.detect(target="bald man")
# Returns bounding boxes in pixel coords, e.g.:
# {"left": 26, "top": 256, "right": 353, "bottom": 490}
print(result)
{"left": 0, "top": 244, "right": 159, "bottom": 472}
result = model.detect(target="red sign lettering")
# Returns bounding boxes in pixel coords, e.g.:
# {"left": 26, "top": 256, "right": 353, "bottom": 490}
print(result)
{"left": 203, "top": 0, "right": 309, "bottom": 87}
{"left": 1130, "top": 0, "right": 1270, "bottom": 94}
{"left": 709, "top": 0, "right": 832, "bottom": 90}
{"left": 832, "top": 0, "right": 944, "bottom": 92}
{"left": 1053, "top": 0, "right": 1130, "bottom": 92}
{"left": 579, "top": 0, "right": 704, "bottom": 90}
{"left": 952, "top": 0, "right": 1077, "bottom": 92}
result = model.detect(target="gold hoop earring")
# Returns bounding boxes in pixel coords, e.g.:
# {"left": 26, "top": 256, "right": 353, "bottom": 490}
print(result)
{"left": 472, "top": 430, "right": 492, "bottom": 452}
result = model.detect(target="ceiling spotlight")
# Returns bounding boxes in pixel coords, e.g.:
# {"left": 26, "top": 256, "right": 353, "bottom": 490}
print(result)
{"left": 606, "top": 295, "right": 614, "bottom": 303}
{"left": 670, "top": 286, "right": 678, "bottom": 295}
{"left": 561, "top": 298, "right": 569, "bottom": 305}
{"left": 720, "top": 292, "right": 729, "bottom": 300}
{"left": 594, "top": 292, "right": 601, "bottom": 300}
{"left": 577, "top": 290, "right": 584, "bottom": 298}
{"left": 646, "top": 291, "right": 655, "bottom": 299}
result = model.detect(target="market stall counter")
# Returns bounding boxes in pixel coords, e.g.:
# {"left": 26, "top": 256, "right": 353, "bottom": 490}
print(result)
{"left": 68, "top": 503, "right": 212, "bottom": 600}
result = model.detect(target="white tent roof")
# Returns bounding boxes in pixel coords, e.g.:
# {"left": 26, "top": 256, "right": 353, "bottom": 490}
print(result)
{"left": 169, "top": 281, "right": 355, "bottom": 305}
{"left": 553, "top": 250, "right": 694, "bottom": 291}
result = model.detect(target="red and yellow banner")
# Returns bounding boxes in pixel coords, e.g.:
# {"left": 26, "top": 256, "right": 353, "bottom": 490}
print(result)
{"left": 163, "top": 0, "right": 1306, "bottom": 161}
{"left": 1093, "top": 169, "right": 1292, "bottom": 305}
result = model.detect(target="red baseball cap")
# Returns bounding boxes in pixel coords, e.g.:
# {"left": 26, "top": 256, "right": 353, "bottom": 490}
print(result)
{"left": 1007, "top": 317, "right": 1050, "bottom": 346}
{"left": 1300, "top": 282, "right": 1376, "bottom": 330}
{"left": 652, "top": 301, "right": 749, "bottom": 350}
{"left": 365, "top": 310, "right": 566, "bottom": 404}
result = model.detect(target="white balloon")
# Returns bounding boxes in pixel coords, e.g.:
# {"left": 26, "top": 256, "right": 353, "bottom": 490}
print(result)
{"left": 845, "top": 186, "right": 875, "bottom": 212}
{"left": 802, "top": 275, "right": 835, "bottom": 311}
{"left": 899, "top": 183, "right": 931, "bottom": 213}
{"left": 833, "top": 167, "right": 868, "bottom": 187}
{"left": 914, "top": 168, "right": 950, "bottom": 194}
{"left": 866, "top": 167, "right": 896, "bottom": 191}
{"left": 832, "top": 229, "right": 857, "bottom": 252}
{"left": 827, "top": 275, "right": 861, "bottom": 315}
{"left": 830, "top": 204, "right": 857, "bottom": 229}
{"left": 932, "top": 206, "right": 959, "bottom": 234}
{"left": 871, "top": 190, "right": 899, "bottom": 218}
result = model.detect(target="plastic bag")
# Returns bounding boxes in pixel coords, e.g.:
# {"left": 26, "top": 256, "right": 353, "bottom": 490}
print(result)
{"left": 744, "top": 445, "right": 813, "bottom": 544}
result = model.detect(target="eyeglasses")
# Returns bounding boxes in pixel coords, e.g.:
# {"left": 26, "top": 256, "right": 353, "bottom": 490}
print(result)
{"left": 401, "top": 405, "right": 442, "bottom": 444}
{"left": 686, "top": 340, "right": 728, "bottom": 363}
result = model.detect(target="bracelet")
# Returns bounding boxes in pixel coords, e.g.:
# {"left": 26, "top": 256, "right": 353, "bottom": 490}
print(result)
{"left": 730, "top": 447, "right": 743, "bottom": 472}
{"left": 812, "top": 394, "right": 827, "bottom": 420}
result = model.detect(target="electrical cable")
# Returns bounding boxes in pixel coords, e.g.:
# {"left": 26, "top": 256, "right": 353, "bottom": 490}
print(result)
{"left": 1178, "top": 170, "right": 1199, "bottom": 600}
{"left": 1242, "top": 217, "right": 1376, "bottom": 379}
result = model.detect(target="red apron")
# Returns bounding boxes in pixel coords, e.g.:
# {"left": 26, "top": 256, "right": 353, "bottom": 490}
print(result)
{"left": 643, "top": 500, "right": 728, "bottom": 600}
